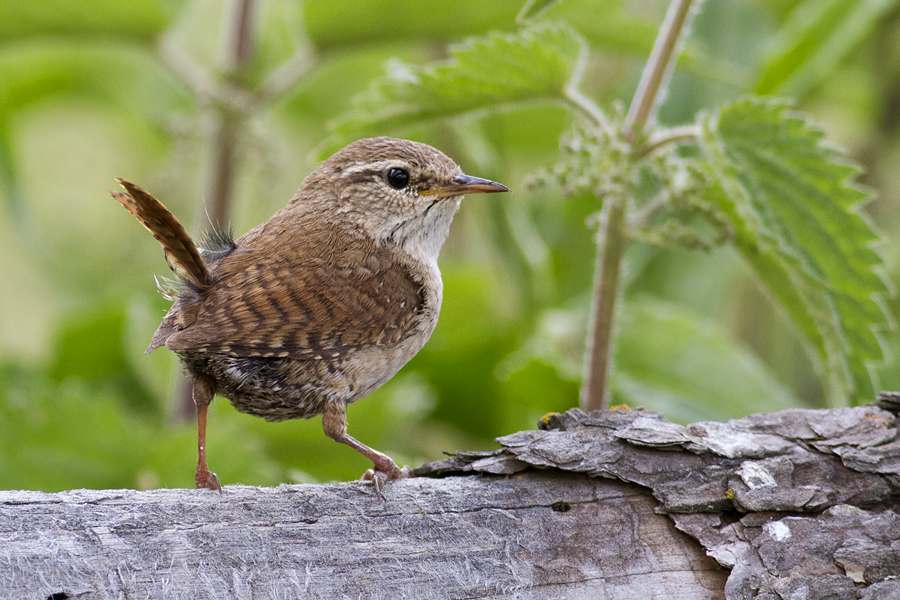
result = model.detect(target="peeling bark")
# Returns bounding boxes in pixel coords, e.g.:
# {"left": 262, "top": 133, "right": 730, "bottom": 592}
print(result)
{"left": 420, "top": 401, "right": 900, "bottom": 599}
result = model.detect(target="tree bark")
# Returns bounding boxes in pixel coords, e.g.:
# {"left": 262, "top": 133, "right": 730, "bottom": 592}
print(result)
{"left": 3, "top": 397, "right": 900, "bottom": 599}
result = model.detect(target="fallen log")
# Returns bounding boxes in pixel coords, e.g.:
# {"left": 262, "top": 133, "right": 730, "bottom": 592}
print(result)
{"left": 3, "top": 396, "right": 900, "bottom": 599}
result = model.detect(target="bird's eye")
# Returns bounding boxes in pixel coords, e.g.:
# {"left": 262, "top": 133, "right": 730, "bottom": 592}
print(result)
{"left": 386, "top": 167, "right": 410, "bottom": 190}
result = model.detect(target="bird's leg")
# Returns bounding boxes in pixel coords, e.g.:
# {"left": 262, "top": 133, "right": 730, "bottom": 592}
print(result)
{"left": 192, "top": 374, "right": 222, "bottom": 493}
{"left": 322, "top": 401, "right": 411, "bottom": 501}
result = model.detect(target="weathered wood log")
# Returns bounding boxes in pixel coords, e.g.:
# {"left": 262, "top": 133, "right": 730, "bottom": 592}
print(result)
{"left": 3, "top": 398, "right": 900, "bottom": 599}
{"left": 1, "top": 473, "right": 724, "bottom": 599}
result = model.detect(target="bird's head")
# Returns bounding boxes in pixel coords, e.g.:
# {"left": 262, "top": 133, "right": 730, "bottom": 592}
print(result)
{"left": 296, "top": 137, "right": 509, "bottom": 263}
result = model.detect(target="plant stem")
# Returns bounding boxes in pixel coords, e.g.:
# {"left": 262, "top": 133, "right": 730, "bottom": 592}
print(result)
{"left": 205, "top": 111, "right": 241, "bottom": 228}
{"left": 256, "top": 53, "right": 313, "bottom": 104}
{"left": 625, "top": 0, "right": 697, "bottom": 137}
{"left": 565, "top": 87, "right": 613, "bottom": 136}
{"left": 579, "top": 0, "right": 698, "bottom": 412}
{"left": 203, "top": 0, "right": 257, "bottom": 230}
{"left": 638, "top": 124, "right": 700, "bottom": 157}
{"left": 580, "top": 196, "right": 628, "bottom": 411}
{"left": 628, "top": 190, "right": 671, "bottom": 231}
{"left": 157, "top": 37, "right": 254, "bottom": 113}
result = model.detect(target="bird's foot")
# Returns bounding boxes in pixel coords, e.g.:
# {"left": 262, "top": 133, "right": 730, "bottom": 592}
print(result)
{"left": 195, "top": 466, "right": 222, "bottom": 494}
{"left": 361, "top": 462, "right": 412, "bottom": 502}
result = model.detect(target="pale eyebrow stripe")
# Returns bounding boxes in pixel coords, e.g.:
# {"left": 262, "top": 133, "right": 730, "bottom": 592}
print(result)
{"left": 341, "top": 160, "right": 397, "bottom": 178}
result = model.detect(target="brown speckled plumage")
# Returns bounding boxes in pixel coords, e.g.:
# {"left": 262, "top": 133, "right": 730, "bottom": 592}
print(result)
{"left": 113, "top": 137, "right": 508, "bottom": 499}
{"left": 170, "top": 225, "right": 431, "bottom": 423}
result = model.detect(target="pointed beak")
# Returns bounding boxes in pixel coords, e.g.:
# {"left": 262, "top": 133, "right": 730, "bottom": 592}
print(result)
{"left": 421, "top": 173, "right": 510, "bottom": 197}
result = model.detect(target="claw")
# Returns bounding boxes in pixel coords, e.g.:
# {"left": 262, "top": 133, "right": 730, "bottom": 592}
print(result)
{"left": 360, "top": 464, "right": 412, "bottom": 502}
{"left": 196, "top": 467, "right": 222, "bottom": 494}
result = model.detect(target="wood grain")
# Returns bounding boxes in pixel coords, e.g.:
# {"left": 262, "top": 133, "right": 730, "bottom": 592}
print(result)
{"left": 0, "top": 472, "right": 725, "bottom": 600}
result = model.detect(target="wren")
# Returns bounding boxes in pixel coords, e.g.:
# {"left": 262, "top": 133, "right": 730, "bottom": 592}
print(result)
{"left": 112, "top": 137, "right": 509, "bottom": 499}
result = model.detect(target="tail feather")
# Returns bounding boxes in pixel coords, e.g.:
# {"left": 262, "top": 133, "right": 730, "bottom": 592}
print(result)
{"left": 111, "top": 178, "right": 211, "bottom": 289}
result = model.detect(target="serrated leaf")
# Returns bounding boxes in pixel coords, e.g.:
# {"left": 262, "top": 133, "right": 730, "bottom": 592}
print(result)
{"left": 329, "top": 23, "right": 586, "bottom": 142}
{"left": 755, "top": 0, "right": 899, "bottom": 96}
{"left": 699, "top": 97, "right": 891, "bottom": 404}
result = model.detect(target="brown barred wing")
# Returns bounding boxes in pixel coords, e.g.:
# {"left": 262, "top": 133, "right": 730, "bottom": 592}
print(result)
{"left": 163, "top": 234, "right": 426, "bottom": 360}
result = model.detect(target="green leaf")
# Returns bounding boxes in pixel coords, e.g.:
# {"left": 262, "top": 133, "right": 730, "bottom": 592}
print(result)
{"left": 612, "top": 297, "right": 799, "bottom": 423}
{"left": 699, "top": 97, "right": 891, "bottom": 404}
{"left": 754, "top": 0, "right": 899, "bottom": 96}
{"left": 329, "top": 23, "right": 586, "bottom": 143}
{"left": 517, "top": 0, "right": 561, "bottom": 23}
{"left": 0, "top": 0, "right": 181, "bottom": 42}
{"left": 303, "top": 0, "right": 520, "bottom": 49}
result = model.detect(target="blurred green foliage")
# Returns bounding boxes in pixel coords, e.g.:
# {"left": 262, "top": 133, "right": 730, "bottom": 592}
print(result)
{"left": 1, "top": 0, "right": 898, "bottom": 492}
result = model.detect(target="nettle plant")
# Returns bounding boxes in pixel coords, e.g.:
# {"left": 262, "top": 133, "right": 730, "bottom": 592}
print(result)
{"left": 330, "top": 0, "right": 891, "bottom": 411}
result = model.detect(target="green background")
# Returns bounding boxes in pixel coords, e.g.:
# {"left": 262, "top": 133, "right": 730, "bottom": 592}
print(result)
{"left": 1, "top": 0, "right": 898, "bottom": 491}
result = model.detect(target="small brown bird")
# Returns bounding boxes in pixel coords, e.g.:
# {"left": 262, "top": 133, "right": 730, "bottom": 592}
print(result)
{"left": 112, "top": 137, "right": 508, "bottom": 498}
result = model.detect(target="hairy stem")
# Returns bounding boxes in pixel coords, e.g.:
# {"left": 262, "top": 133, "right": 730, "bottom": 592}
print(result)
{"left": 580, "top": 197, "right": 628, "bottom": 411}
{"left": 625, "top": 0, "right": 698, "bottom": 137}
{"left": 638, "top": 124, "right": 700, "bottom": 157}
{"left": 579, "top": 0, "right": 698, "bottom": 412}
